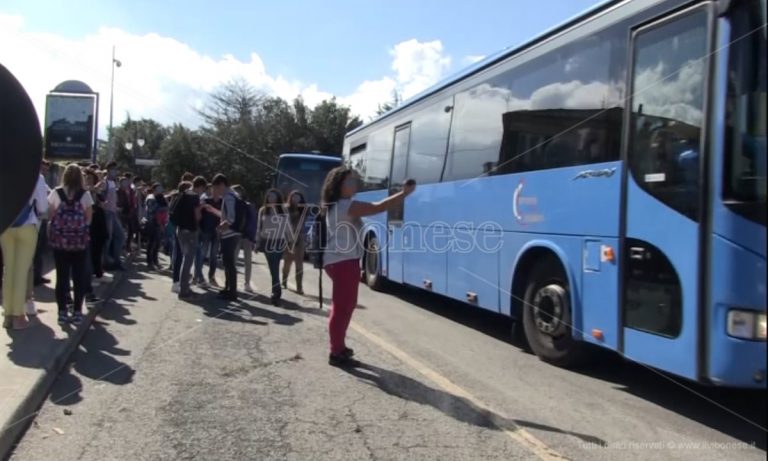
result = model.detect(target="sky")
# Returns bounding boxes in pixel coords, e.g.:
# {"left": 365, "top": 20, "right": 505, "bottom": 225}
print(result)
{"left": 0, "top": 0, "right": 600, "bottom": 137}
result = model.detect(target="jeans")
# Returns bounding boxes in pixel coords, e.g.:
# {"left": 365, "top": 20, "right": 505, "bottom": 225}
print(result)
{"left": 264, "top": 248, "right": 283, "bottom": 300}
{"left": 194, "top": 232, "right": 219, "bottom": 282}
{"left": 54, "top": 250, "right": 87, "bottom": 315}
{"left": 240, "top": 239, "right": 253, "bottom": 286}
{"left": 325, "top": 259, "right": 360, "bottom": 355}
{"left": 145, "top": 223, "right": 162, "bottom": 267}
{"left": 176, "top": 229, "right": 198, "bottom": 295}
{"left": 104, "top": 211, "right": 126, "bottom": 268}
{"left": 220, "top": 236, "right": 240, "bottom": 295}
{"left": 172, "top": 233, "right": 182, "bottom": 283}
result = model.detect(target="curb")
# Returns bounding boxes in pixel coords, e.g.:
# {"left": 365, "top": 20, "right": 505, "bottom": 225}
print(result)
{"left": 0, "top": 262, "right": 131, "bottom": 461}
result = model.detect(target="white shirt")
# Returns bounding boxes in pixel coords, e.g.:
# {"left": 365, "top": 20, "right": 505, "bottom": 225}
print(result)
{"left": 48, "top": 187, "right": 94, "bottom": 211}
{"left": 323, "top": 198, "right": 363, "bottom": 267}
{"left": 15, "top": 174, "right": 51, "bottom": 228}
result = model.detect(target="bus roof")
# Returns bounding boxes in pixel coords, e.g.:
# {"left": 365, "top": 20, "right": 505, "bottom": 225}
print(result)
{"left": 346, "top": 0, "right": 622, "bottom": 137}
{"left": 278, "top": 153, "right": 342, "bottom": 162}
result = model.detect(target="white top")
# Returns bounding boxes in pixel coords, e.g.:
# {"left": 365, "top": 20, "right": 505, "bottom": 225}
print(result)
{"left": 18, "top": 174, "right": 51, "bottom": 227}
{"left": 48, "top": 187, "right": 94, "bottom": 211}
{"left": 323, "top": 198, "right": 363, "bottom": 267}
{"left": 257, "top": 208, "right": 288, "bottom": 241}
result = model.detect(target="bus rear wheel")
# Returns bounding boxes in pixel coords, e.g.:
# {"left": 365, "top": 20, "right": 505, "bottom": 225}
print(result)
{"left": 364, "top": 236, "right": 385, "bottom": 291}
{"left": 522, "top": 256, "right": 584, "bottom": 367}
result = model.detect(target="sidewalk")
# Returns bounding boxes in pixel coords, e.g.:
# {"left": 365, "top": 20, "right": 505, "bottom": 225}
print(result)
{"left": 0, "top": 256, "right": 128, "bottom": 459}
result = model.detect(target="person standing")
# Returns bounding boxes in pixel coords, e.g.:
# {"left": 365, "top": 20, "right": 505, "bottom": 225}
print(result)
{"left": 33, "top": 160, "right": 51, "bottom": 286}
{"left": 231, "top": 185, "right": 257, "bottom": 293}
{"left": 173, "top": 177, "right": 205, "bottom": 299}
{"left": 209, "top": 174, "right": 240, "bottom": 302}
{"left": 320, "top": 167, "right": 415, "bottom": 366}
{"left": 47, "top": 164, "right": 93, "bottom": 326}
{"left": 256, "top": 189, "right": 287, "bottom": 306}
{"left": 1, "top": 169, "right": 49, "bottom": 330}
{"left": 144, "top": 183, "right": 168, "bottom": 270}
{"left": 194, "top": 184, "right": 222, "bottom": 288}
{"left": 282, "top": 190, "right": 308, "bottom": 295}
{"left": 101, "top": 162, "right": 125, "bottom": 271}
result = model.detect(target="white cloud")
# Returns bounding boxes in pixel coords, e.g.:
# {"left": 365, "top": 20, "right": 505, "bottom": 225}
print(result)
{"left": 0, "top": 13, "right": 453, "bottom": 134}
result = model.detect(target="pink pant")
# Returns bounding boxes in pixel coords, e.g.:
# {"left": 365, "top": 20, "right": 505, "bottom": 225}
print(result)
{"left": 325, "top": 258, "right": 360, "bottom": 355}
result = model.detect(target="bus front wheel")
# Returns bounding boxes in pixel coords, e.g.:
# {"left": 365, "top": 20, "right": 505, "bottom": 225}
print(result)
{"left": 364, "top": 236, "right": 385, "bottom": 291}
{"left": 522, "top": 256, "right": 584, "bottom": 367}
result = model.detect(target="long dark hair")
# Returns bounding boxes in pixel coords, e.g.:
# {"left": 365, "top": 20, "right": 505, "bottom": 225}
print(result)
{"left": 320, "top": 166, "right": 353, "bottom": 214}
{"left": 285, "top": 189, "right": 306, "bottom": 213}
{"left": 261, "top": 188, "right": 286, "bottom": 214}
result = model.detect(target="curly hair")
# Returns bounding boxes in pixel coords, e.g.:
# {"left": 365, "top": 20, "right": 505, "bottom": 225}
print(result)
{"left": 320, "top": 166, "right": 354, "bottom": 213}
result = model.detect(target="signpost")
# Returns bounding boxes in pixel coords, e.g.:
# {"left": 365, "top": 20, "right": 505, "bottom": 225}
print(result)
{"left": 44, "top": 81, "right": 99, "bottom": 162}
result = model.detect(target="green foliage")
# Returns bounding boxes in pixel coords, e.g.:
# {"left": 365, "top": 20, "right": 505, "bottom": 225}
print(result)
{"left": 107, "top": 80, "right": 361, "bottom": 199}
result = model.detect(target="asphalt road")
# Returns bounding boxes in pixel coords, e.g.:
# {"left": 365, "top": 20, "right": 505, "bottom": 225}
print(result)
{"left": 8, "top": 255, "right": 767, "bottom": 461}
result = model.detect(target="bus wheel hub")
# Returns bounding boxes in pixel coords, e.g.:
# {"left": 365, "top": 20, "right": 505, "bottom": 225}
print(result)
{"left": 533, "top": 285, "right": 567, "bottom": 336}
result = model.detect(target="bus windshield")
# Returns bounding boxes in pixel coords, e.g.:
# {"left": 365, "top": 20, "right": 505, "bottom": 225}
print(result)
{"left": 275, "top": 156, "right": 341, "bottom": 205}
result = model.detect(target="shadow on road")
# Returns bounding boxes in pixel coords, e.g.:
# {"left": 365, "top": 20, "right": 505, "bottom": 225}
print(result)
{"left": 344, "top": 362, "right": 606, "bottom": 446}
{"left": 381, "top": 284, "right": 767, "bottom": 451}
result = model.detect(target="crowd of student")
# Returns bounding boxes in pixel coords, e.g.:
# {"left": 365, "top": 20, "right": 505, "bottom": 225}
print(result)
{"left": 2, "top": 160, "right": 416, "bottom": 368}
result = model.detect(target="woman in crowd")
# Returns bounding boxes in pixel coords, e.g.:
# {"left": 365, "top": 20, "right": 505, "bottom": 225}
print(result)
{"left": 282, "top": 190, "right": 307, "bottom": 295}
{"left": 48, "top": 164, "right": 93, "bottom": 325}
{"left": 320, "top": 167, "right": 415, "bottom": 366}
{"left": 256, "top": 189, "right": 287, "bottom": 306}
{"left": 1, "top": 169, "right": 49, "bottom": 330}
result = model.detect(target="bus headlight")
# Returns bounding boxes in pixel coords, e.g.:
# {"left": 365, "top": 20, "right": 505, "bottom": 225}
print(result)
{"left": 727, "top": 310, "right": 767, "bottom": 341}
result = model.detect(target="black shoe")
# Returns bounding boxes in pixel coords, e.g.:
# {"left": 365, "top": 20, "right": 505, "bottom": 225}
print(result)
{"left": 57, "top": 312, "right": 69, "bottom": 325}
{"left": 179, "top": 291, "right": 199, "bottom": 300}
{"left": 34, "top": 277, "right": 51, "bottom": 286}
{"left": 328, "top": 353, "right": 360, "bottom": 368}
{"left": 71, "top": 312, "right": 83, "bottom": 326}
{"left": 86, "top": 294, "right": 101, "bottom": 304}
{"left": 271, "top": 297, "right": 281, "bottom": 307}
{"left": 342, "top": 347, "right": 355, "bottom": 359}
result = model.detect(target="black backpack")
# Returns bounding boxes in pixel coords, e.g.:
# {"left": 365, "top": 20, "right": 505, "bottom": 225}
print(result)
{"left": 230, "top": 193, "right": 250, "bottom": 235}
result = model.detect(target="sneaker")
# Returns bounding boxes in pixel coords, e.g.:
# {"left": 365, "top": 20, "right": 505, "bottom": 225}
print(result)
{"left": 57, "top": 313, "right": 69, "bottom": 325}
{"left": 244, "top": 283, "right": 254, "bottom": 293}
{"left": 328, "top": 353, "right": 360, "bottom": 368}
{"left": 281, "top": 280, "right": 288, "bottom": 289}
{"left": 342, "top": 347, "right": 355, "bottom": 358}
{"left": 209, "top": 278, "right": 220, "bottom": 289}
{"left": 197, "top": 279, "right": 209, "bottom": 288}
{"left": 171, "top": 282, "right": 181, "bottom": 294}
{"left": 71, "top": 312, "right": 83, "bottom": 326}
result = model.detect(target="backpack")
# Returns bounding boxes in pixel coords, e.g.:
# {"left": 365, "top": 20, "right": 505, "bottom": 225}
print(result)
{"left": 11, "top": 202, "right": 34, "bottom": 227}
{"left": 49, "top": 188, "right": 90, "bottom": 252}
{"left": 308, "top": 209, "right": 328, "bottom": 269}
{"left": 243, "top": 203, "right": 258, "bottom": 242}
{"left": 230, "top": 193, "right": 250, "bottom": 235}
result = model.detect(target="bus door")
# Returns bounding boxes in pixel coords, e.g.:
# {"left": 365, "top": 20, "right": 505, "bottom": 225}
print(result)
{"left": 621, "top": 4, "right": 713, "bottom": 380}
{"left": 386, "top": 124, "right": 411, "bottom": 284}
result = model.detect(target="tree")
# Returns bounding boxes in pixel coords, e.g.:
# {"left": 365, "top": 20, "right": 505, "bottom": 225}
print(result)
{"left": 108, "top": 115, "right": 169, "bottom": 177}
{"left": 155, "top": 124, "right": 209, "bottom": 188}
{"left": 374, "top": 89, "right": 402, "bottom": 117}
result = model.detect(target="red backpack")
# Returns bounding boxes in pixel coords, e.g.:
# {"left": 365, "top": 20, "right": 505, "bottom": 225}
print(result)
{"left": 49, "top": 188, "right": 90, "bottom": 252}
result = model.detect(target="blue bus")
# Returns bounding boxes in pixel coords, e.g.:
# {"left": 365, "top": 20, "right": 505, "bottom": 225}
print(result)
{"left": 274, "top": 153, "right": 342, "bottom": 206}
{"left": 344, "top": 0, "right": 766, "bottom": 388}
